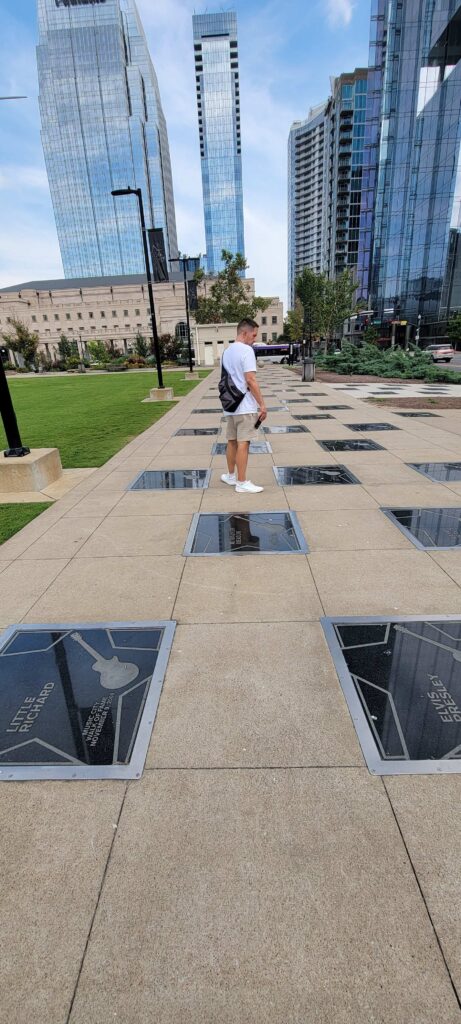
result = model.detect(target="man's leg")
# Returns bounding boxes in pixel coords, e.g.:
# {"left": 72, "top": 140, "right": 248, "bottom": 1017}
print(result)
{"left": 236, "top": 440, "right": 250, "bottom": 483}
{"left": 226, "top": 439, "right": 237, "bottom": 475}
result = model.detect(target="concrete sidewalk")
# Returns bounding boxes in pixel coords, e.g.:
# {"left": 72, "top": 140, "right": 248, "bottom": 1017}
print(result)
{"left": 1, "top": 367, "right": 461, "bottom": 1023}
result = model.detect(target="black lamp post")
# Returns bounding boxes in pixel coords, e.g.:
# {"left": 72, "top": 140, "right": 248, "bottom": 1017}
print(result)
{"left": 111, "top": 187, "right": 164, "bottom": 389}
{"left": 169, "top": 255, "right": 202, "bottom": 373}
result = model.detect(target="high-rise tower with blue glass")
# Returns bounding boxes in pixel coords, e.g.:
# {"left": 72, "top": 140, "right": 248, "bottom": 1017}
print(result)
{"left": 37, "top": 0, "right": 178, "bottom": 279}
{"left": 358, "top": 0, "right": 461, "bottom": 328}
{"left": 192, "top": 12, "right": 245, "bottom": 276}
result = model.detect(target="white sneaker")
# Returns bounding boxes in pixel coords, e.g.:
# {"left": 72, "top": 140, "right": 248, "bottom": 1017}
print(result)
{"left": 221, "top": 472, "right": 237, "bottom": 485}
{"left": 235, "top": 480, "right": 264, "bottom": 493}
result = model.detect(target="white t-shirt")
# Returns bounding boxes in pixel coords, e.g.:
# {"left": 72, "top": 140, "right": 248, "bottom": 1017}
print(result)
{"left": 222, "top": 341, "right": 259, "bottom": 415}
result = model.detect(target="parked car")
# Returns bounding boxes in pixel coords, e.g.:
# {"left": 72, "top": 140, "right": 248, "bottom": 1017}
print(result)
{"left": 425, "top": 343, "right": 454, "bottom": 363}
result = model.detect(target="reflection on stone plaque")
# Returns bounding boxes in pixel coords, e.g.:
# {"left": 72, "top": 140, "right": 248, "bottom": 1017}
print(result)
{"left": 396, "top": 412, "right": 439, "bottom": 418}
{"left": 408, "top": 462, "right": 461, "bottom": 482}
{"left": 175, "top": 428, "right": 219, "bottom": 436}
{"left": 212, "top": 441, "right": 272, "bottom": 455}
{"left": 316, "top": 405, "right": 352, "bottom": 410}
{"left": 348, "top": 423, "right": 399, "bottom": 432}
{"left": 263, "top": 425, "right": 309, "bottom": 434}
{"left": 382, "top": 507, "right": 461, "bottom": 548}
{"left": 293, "top": 414, "right": 333, "bottom": 420}
{"left": 0, "top": 622, "right": 176, "bottom": 780}
{"left": 129, "top": 469, "right": 210, "bottom": 490}
{"left": 319, "top": 439, "right": 384, "bottom": 452}
{"left": 322, "top": 616, "right": 461, "bottom": 774}
{"left": 273, "top": 465, "right": 360, "bottom": 485}
{"left": 192, "top": 408, "right": 222, "bottom": 414}
{"left": 184, "top": 511, "right": 308, "bottom": 555}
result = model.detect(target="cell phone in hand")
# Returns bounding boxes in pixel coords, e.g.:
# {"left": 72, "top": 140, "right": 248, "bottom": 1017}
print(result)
{"left": 254, "top": 415, "right": 263, "bottom": 430}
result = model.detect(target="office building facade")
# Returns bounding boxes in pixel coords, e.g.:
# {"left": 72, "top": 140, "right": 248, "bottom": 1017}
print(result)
{"left": 192, "top": 12, "right": 245, "bottom": 276}
{"left": 288, "top": 103, "right": 326, "bottom": 307}
{"left": 358, "top": 0, "right": 461, "bottom": 329}
{"left": 37, "top": 0, "right": 178, "bottom": 279}
{"left": 323, "top": 70, "right": 368, "bottom": 280}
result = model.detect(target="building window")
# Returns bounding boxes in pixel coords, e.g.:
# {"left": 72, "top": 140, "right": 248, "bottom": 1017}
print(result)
{"left": 124, "top": 309, "right": 129, "bottom": 317}
{"left": 272, "top": 316, "right": 277, "bottom": 324}
{"left": 100, "top": 311, "right": 105, "bottom": 318}
{"left": 272, "top": 332, "right": 277, "bottom": 341}
{"left": 89, "top": 312, "right": 94, "bottom": 319}
{"left": 112, "top": 310, "right": 117, "bottom": 317}
{"left": 54, "top": 313, "right": 59, "bottom": 321}
{"left": 135, "top": 308, "right": 140, "bottom": 316}
{"left": 31, "top": 315, "right": 37, "bottom": 322}
{"left": 261, "top": 316, "right": 267, "bottom": 324}
{"left": 77, "top": 312, "right": 82, "bottom": 320}
{"left": 43, "top": 314, "right": 48, "bottom": 322}
{"left": 262, "top": 332, "right": 267, "bottom": 342}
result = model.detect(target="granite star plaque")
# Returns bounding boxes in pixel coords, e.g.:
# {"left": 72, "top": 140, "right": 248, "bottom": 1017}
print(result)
{"left": 319, "top": 439, "right": 384, "bottom": 452}
{"left": 129, "top": 469, "right": 211, "bottom": 490}
{"left": 184, "top": 511, "right": 308, "bottom": 555}
{"left": 396, "top": 412, "right": 440, "bottom": 418}
{"left": 212, "top": 441, "right": 273, "bottom": 455}
{"left": 348, "top": 423, "right": 400, "bottom": 432}
{"left": 316, "top": 405, "right": 352, "bottom": 410}
{"left": 322, "top": 616, "right": 461, "bottom": 774}
{"left": 175, "top": 428, "right": 219, "bottom": 436}
{"left": 408, "top": 462, "right": 461, "bottom": 482}
{"left": 263, "top": 425, "right": 309, "bottom": 434}
{"left": 382, "top": 507, "right": 461, "bottom": 549}
{"left": 0, "top": 622, "right": 176, "bottom": 780}
{"left": 273, "top": 465, "right": 360, "bottom": 485}
{"left": 293, "top": 414, "right": 333, "bottom": 420}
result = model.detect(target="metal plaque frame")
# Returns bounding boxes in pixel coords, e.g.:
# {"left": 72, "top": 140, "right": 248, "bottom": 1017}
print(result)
{"left": 0, "top": 620, "right": 176, "bottom": 781}
{"left": 407, "top": 462, "right": 461, "bottom": 483}
{"left": 272, "top": 465, "right": 361, "bottom": 486}
{"left": 381, "top": 507, "right": 461, "bottom": 551}
{"left": 127, "top": 469, "right": 212, "bottom": 491}
{"left": 183, "top": 510, "right": 309, "bottom": 556}
{"left": 322, "top": 614, "right": 461, "bottom": 775}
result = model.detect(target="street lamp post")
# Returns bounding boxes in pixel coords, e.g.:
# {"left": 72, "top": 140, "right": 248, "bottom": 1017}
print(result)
{"left": 169, "top": 255, "right": 202, "bottom": 373}
{"left": 111, "top": 187, "right": 164, "bottom": 389}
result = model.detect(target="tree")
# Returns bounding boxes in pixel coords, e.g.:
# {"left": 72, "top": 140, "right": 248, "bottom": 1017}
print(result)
{"left": 447, "top": 313, "right": 461, "bottom": 350}
{"left": 58, "top": 333, "right": 79, "bottom": 362}
{"left": 134, "top": 332, "right": 149, "bottom": 358}
{"left": 362, "top": 324, "right": 380, "bottom": 346}
{"left": 159, "top": 333, "right": 181, "bottom": 361}
{"left": 194, "top": 250, "right": 270, "bottom": 324}
{"left": 318, "top": 269, "right": 357, "bottom": 351}
{"left": 284, "top": 300, "right": 304, "bottom": 342}
{"left": 87, "top": 339, "right": 109, "bottom": 363}
{"left": 1, "top": 318, "right": 39, "bottom": 368}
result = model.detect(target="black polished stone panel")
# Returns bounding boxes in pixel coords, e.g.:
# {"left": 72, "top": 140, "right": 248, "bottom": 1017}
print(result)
{"left": 408, "top": 462, "right": 461, "bottom": 482}
{"left": 322, "top": 616, "right": 461, "bottom": 774}
{"left": 396, "top": 412, "right": 440, "bottom": 418}
{"left": 185, "top": 511, "right": 307, "bottom": 555}
{"left": 263, "top": 425, "right": 309, "bottom": 434}
{"left": 293, "top": 414, "right": 333, "bottom": 420}
{"left": 212, "top": 441, "right": 272, "bottom": 455}
{"left": 274, "top": 464, "right": 360, "bottom": 485}
{"left": 319, "top": 439, "right": 384, "bottom": 452}
{"left": 192, "top": 408, "right": 222, "bottom": 414}
{"left": 286, "top": 398, "right": 311, "bottom": 403}
{"left": 316, "top": 405, "right": 352, "bottom": 410}
{"left": 129, "top": 469, "right": 210, "bottom": 491}
{"left": 348, "top": 423, "right": 400, "bottom": 432}
{"left": 382, "top": 507, "right": 461, "bottom": 549}
{"left": 175, "top": 428, "right": 219, "bottom": 436}
{"left": 0, "top": 622, "right": 175, "bottom": 780}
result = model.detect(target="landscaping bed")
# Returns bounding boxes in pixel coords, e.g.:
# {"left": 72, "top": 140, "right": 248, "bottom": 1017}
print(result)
{"left": 0, "top": 503, "right": 52, "bottom": 546}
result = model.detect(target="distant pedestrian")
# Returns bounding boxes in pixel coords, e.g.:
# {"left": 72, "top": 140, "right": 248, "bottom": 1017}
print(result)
{"left": 220, "top": 318, "right": 267, "bottom": 493}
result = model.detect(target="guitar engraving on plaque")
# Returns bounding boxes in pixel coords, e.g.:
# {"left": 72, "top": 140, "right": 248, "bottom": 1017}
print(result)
{"left": 71, "top": 632, "right": 139, "bottom": 689}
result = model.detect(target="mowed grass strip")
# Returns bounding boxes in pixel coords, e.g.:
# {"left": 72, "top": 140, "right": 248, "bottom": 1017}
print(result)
{"left": 0, "top": 503, "right": 52, "bottom": 546}
{"left": 0, "top": 371, "right": 210, "bottom": 467}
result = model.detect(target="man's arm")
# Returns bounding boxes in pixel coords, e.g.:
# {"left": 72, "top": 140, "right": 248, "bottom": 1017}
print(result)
{"left": 244, "top": 371, "right": 267, "bottom": 420}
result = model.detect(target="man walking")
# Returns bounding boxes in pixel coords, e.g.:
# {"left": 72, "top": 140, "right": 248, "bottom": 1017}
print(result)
{"left": 220, "top": 318, "right": 267, "bottom": 493}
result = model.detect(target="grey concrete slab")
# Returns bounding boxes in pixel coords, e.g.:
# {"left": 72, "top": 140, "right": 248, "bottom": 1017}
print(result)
{"left": 17, "top": 517, "right": 104, "bottom": 560}
{"left": 173, "top": 553, "right": 322, "bottom": 623}
{"left": 63, "top": 493, "right": 123, "bottom": 518}
{"left": 76, "top": 515, "right": 192, "bottom": 557}
{"left": 429, "top": 549, "right": 461, "bottom": 585}
{"left": 284, "top": 485, "right": 379, "bottom": 511}
{"left": 385, "top": 775, "right": 461, "bottom": 994}
{"left": 0, "top": 781, "right": 125, "bottom": 1024}
{"left": 107, "top": 490, "right": 204, "bottom": 516}
{"left": 200, "top": 488, "right": 289, "bottom": 512}
{"left": 363, "top": 483, "right": 461, "bottom": 506}
{"left": 0, "top": 558, "right": 69, "bottom": 620}
{"left": 68, "top": 770, "right": 460, "bottom": 1024}
{"left": 298, "top": 508, "right": 414, "bottom": 551}
{"left": 308, "top": 550, "right": 461, "bottom": 615}
{"left": 149, "top": 621, "right": 362, "bottom": 768}
{"left": 23, "top": 556, "right": 184, "bottom": 622}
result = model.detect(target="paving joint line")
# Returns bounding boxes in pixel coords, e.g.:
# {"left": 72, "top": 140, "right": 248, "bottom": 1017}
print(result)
{"left": 381, "top": 779, "right": 461, "bottom": 1011}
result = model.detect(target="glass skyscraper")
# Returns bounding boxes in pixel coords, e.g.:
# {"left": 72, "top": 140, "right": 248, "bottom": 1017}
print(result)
{"left": 37, "top": 0, "right": 178, "bottom": 279}
{"left": 358, "top": 0, "right": 461, "bottom": 329}
{"left": 323, "top": 71, "right": 368, "bottom": 280}
{"left": 192, "top": 12, "right": 245, "bottom": 276}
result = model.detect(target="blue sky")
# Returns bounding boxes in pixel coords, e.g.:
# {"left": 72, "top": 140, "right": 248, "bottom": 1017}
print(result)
{"left": 0, "top": 0, "right": 371, "bottom": 307}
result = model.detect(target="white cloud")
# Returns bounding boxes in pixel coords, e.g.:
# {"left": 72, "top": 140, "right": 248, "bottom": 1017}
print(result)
{"left": 0, "top": 166, "right": 49, "bottom": 191}
{"left": 326, "top": 0, "right": 355, "bottom": 27}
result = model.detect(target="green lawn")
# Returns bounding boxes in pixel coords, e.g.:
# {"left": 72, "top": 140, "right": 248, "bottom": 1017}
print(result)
{"left": 0, "top": 503, "right": 52, "bottom": 546}
{"left": 0, "top": 370, "right": 210, "bottom": 468}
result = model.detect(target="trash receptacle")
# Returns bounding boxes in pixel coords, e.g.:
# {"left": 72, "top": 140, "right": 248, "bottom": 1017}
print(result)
{"left": 302, "top": 356, "right": 315, "bottom": 382}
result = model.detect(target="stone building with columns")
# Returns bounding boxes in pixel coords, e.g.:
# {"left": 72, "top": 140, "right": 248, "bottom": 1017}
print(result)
{"left": 0, "top": 275, "right": 283, "bottom": 366}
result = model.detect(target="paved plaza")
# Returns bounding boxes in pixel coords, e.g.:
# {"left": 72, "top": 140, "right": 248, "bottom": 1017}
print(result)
{"left": 2, "top": 367, "right": 461, "bottom": 1022}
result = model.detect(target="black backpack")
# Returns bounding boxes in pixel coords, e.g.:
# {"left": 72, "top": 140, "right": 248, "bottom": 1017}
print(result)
{"left": 218, "top": 355, "right": 248, "bottom": 412}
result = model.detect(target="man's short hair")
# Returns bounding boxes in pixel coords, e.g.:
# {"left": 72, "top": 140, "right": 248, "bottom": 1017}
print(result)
{"left": 237, "top": 318, "right": 259, "bottom": 334}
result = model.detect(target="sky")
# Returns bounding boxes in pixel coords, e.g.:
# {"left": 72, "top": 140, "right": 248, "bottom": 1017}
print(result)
{"left": 0, "top": 0, "right": 372, "bottom": 308}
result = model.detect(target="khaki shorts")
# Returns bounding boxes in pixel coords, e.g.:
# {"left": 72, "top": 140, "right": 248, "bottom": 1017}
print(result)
{"left": 226, "top": 413, "right": 258, "bottom": 442}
